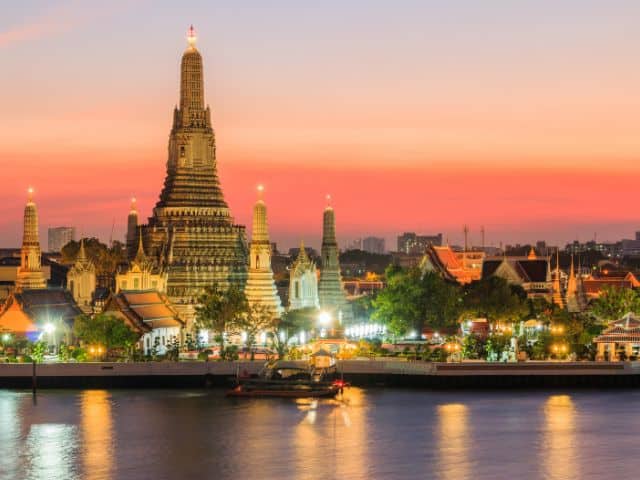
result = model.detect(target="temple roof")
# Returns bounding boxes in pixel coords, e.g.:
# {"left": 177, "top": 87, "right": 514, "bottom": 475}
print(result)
{"left": 105, "top": 290, "right": 184, "bottom": 333}
{"left": 0, "top": 289, "right": 82, "bottom": 332}
{"left": 482, "top": 258, "right": 548, "bottom": 283}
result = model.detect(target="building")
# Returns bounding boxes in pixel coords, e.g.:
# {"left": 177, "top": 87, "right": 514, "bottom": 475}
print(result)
{"left": 594, "top": 313, "right": 640, "bottom": 361}
{"left": 16, "top": 189, "right": 47, "bottom": 291}
{"left": 565, "top": 255, "right": 587, "bottom": 313}
{"left": 482, "top": 253, "right": 552, "bottom": 300}
{"left": 0, "top": 289, "right": 81, "bottom": 349}
{"left": 66, "top": 239, "right": 97, "bottom": 314}
{"left": 420, "top": 244, "right": 483, "bottom": 284}
{"left": 140, "top": 27, "right": 248, "bottom": 325}
{"left": 126, "top": 197, "right": 138, "bottom": 260}
{"left": 318, "top": 200, "right": 353, "bottom": 323}
{"left": 362, "top": 236, "right": 385, "bottom": 254}
{"left": 116, "top": 234, "right": 167, "bottom": 294}
{"left": 244, "top": 186, "right": 283, "bottom": 317}
{"left": 103, "top": 290, "right": 184, "bottom": 355}
{"left": 47, "top": 226, "right": 75, "bottom": 253}
{"left": 397, "top": 232, "right": 443, "bottom": 254}
{"left": 288, "top": 241, "right": 320, "bottom": 311}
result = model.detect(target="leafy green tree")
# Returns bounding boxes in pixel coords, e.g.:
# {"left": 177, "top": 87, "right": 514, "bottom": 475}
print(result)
{"left": 237, "top": 303, "right": 277, "bottom": 360}
{"left": 462, "top": 334, "right": 486, "bottom": 359}
{"left": 373, "top": 267, "right": 463, "bottom": 339}
{"left": 62, "top": 238, "right": 126, "bottom": 280}
{"left": 30, "top": 340, "right": 47, "bottom": 363}
{"left": 195, "top": 283, "right": 248, "bottom": 350}
{"left": 269, "top": 307, "right": 316, "bottom": 358}
{"left": 463, "top": 276, "right": 528, "bottom": 323}
{"left": 74, "top": 313, "right": 138, "bottom": 359}
{"left": 592, "top": 286, "right": 640, "bottom": 322}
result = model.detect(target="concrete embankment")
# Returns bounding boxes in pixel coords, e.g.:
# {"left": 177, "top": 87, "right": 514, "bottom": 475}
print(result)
{"left": 2, "top": 360, "right": 640, "bottom": 389}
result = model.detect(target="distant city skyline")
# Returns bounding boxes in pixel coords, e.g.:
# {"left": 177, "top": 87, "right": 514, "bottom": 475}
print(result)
{"left": 2, "top": 1, "right": 640, "bottom": 250}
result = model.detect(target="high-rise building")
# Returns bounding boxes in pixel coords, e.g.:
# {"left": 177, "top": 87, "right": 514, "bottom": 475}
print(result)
{"left": 47, "top": 226, "right": 75, "bottom": 252}
{"left": 16, "top": 189, "right": 47, "bottom": 291}
{"left": 362, "top": 236, "right": 385, "bottom": 254}
{"left": 397, "top": 232, "right": 442, "bottom": 254}
{"left": 318, "top": 199, "right": 353, "bottom": 323}
{"left": 140, "top": 27, "right": 248, "bottom": 325}
{"left": 244, "top": 186, "right": 283, "bottom": 317}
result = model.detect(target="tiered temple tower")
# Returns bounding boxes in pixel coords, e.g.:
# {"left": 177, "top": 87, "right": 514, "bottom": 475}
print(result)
{"left": 565, "top": 254, "right": 587, "bottom": 313}
{"left": 126, "top": 197, "right": 139, "bottom": 260}
{"left": 142, "top": 27, "right": 248, "bottom": 325}
{"left": 552, "top": 250, "right": 565, "bottom": 308}
{"left": 318, "top": 197, "right": 353, "bottom": 323}
{"left": 244, "top": 186, "right": 283, "bottom": 317}
{"left": 67, "top": 239, "right": 96, "bottom": 313}
{"left": 289, "top": 241, "right": 320, "bottom": 310}
{"left": 15, "top": 188, "right": 47, "bottom": 291}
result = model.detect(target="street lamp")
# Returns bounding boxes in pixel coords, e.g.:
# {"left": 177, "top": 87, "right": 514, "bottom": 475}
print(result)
{"left": 318, "top": 311, "right": 331, "bottom": 327}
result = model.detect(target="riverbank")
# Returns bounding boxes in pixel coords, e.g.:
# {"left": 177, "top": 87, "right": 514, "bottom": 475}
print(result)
{"left": 2, "top": 360, "right": 640, "bottom": 389}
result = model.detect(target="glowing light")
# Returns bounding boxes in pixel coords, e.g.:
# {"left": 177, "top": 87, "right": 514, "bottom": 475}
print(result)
{"left": 318, "top": 311, "right": 331, "bottom": 326}
{"left": 187, "top": 25, "right": 197, "bottom": 47}
{"left": 43, "top": 323, "right": 55, "bottom": 334}
{"left": 2, "top": 333, "right": 10, "bottom": 342}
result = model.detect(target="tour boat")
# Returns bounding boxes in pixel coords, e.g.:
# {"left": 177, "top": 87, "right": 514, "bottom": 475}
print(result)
{"left": 226, "top": 361, "right": 348, "bottom": 398}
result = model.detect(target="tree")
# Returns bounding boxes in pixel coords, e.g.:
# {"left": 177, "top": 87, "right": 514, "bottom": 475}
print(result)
{"left": 372, "top": 267, "right": 462, "bottom": 339}
{"left": 592, "top": 286, "right": 640, "bottom": 322}
{"left": 269, "top": 308, "right": 316, "bottom": 358}
{"left": 74, "top": 313, "right": 138, "bottom": 360}
{"left": 463, "top": 276, "right": 528, "bottom": 323}
{"left": 62, "top": 238, "right": 126, "bottom": 279}
{"left": 195, "top": 283, "right": 248, "bottom": 350}
{"left": 237, "top": 303, "right": 277, "bottom": 360}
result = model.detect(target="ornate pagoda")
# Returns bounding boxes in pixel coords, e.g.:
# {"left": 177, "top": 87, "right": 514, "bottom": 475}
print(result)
{"left": 318, "top": 197, "right": 353, "bottom": 323}
{"left": 15, "top": 188, "right": 47, "bottom": 291}
{"left": 141, "top": 27, "right": 248, "bottom": 325}
{"left": 244, "top": 185, "right": 283, "bottom": 317}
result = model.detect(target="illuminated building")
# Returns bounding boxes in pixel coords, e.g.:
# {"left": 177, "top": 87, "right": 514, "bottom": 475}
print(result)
{"left": 594, "top": 313, "right": 640, "bottom": 361}
{"left": 140, "top": 26, "right": 248, "bottom": 326}
{"left": 318, "top": 199, "right": 353, "bottom": 322}
{"left": 66, "top": 239, "right": 97, "bottom": 314}
{"left": 565, "top": 254, "right": 587, "bottom": 313}
{"left": 115, "top": 233, "right": 167, "bottom": 293}
{"left": 288, "top": 241, "right": 319, "bottom": 310}
{"left": 482, "top": 254, "right": 552, "bottom": 300}
{"left": 103, "top": 290, "right": 184, "bottom": 355}
{"left": 15, "top": 188, "right": 47, "bottom": 291}
{"left": 397, "top": 232, "right": 443, "bottom": 254}
{"left": 420, "top": 244, "right": 483, "bottom": 284}
{"left": 244, "top": 186, "right": 283, "bottom": 317}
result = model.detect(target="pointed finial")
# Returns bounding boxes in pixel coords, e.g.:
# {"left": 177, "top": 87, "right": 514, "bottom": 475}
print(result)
{"left": 187, "top": 25, "right": 197, "bottom": 47}
{"left": 27, "top": 187, "right": 34, "bottom": 202}
{"left": 78, "top": 238, "right": 87, "bottom": 261}
{"left": 325, "top": 194, "right": 332, "bottom": 208}
{"left": 257, "top": 184, "right": 264, "bottom": 200}
{"left": 130, "top": 196, "right": 137, "bottom": 212}
{"left": 135, "top": 226, "right": 146, "bottom": 260}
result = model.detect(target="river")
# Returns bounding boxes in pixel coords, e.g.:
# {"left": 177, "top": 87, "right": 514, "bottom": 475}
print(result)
{"left": 1, "top": 388, "right": 639, "bottom": 479}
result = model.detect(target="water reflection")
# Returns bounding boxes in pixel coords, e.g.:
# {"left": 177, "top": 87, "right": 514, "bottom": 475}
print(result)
{"left": 0, "top": 392, "right": 21, "bottom": 478}
{"left": 26, "top": 423, "right": 78, "bottom": 480}
{"left": 437, "top": 403, "right": 470, "bottom": 479}
{"left": 543, "top": 395, "right": 578, "bottom": 480}
{"left": 81, "top": 390, "right": 113, "bottom": 480}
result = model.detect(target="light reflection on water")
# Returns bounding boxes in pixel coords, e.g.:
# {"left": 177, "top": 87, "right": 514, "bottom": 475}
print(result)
{"left": 2, "top": 388, "right": 640, "bottom": 480}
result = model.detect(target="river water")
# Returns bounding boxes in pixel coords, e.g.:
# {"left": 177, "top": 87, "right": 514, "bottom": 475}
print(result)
{"left": 1, "top": 388, "right": 639, "bottom": 479}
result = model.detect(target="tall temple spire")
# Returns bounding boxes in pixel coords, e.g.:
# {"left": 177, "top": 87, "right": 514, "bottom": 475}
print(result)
{"left": 318, "top": 198, "right": 353, "bottom": 323}
{"left": 142, "top": 29, "right": 248, "bottom": 327}
{"left": 566, "top": 253, "right": 586, "bottom": 313}
{"left": 245, "top": 185, "right": 283, "bottom": 317}
{"left": 289, "top": 239, "right": 319, "bottom": 310}
{"left": 126, "top": 197, "right": 138, "bottom": 260}
{"left": 78, "top": 238, "right": 87, "bottom": 262}
{"left": 552, "top": 249, "right": 564, "bottom": 308}
{"left": 67, "top": 238, "right": 96, "bottom": 314}
{"left": 16, "top": 187, "right": 46, "bottom": 291}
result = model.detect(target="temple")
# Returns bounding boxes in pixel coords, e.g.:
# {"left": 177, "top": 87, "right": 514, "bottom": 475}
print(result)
{"left": 126, "top": 197, "right": 139, "bottom": 260}
{"left": 244, "top": 186, "right": 283, "bottom": 317}
{"left": 15, "top": 188, "right": 47, "bottom": 291}
{"left": 318, "top": 198, "right": 353, "bottom": 323}
{"left": 116, "top": 231, "right": 167, "bottom": 293}
{"left": 140, "top": 27, "right": 248, "bottom": 325}
{"left": 66, "top": 239, "right": 97, "bottom": 314}
{"left": 289, "top": 241, "right": 320, "bottom": 310}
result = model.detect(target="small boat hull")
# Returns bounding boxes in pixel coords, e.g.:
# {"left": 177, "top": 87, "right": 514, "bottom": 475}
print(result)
{"left": 226, "top": 386, "right": 340, "bottom": 398}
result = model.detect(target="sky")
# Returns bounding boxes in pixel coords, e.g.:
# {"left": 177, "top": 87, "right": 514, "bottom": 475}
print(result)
{"left": 1, "top": 0, "right": 640, "bottom": 251}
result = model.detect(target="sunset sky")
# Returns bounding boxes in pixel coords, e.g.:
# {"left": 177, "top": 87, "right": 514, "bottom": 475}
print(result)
{"left": 2, "top": 0, "right": 640, "bottom": 250}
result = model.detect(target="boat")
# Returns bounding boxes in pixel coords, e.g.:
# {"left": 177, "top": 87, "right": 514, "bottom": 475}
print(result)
{"left": 226, "top": 360, "right": 348, "bottom": 398}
